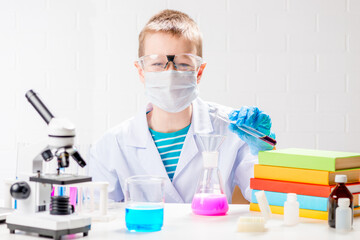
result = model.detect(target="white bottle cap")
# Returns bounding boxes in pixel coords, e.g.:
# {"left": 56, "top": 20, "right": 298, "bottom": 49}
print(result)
{"left": 287, "top": 193, "right": 297, "bottom": 201}
{"left": 202, "top": 152, "right": 219, "bottom": 168}
{"left": 335, "top": 175, "right": 347, "bottom": 183}
{"left": 338, "top": 198, "right": 350, "bottom": 208}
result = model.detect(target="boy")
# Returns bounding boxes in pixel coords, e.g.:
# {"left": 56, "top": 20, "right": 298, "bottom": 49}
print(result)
{"left": 89, "top": 9, "right": 275, "bottom": 203}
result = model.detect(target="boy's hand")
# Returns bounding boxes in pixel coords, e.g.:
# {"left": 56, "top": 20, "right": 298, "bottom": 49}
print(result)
{"left": 228, "top": 106, "right": 275, "bottom": 155}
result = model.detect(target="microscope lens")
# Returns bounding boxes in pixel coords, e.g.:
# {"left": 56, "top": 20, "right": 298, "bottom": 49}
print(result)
{"left": 41, "top": 149, "right": 53, "bottom": 161}
{"left": 58, "top": 152, "right": 69, "bottom": 168}
{"left": 72, "top": 151, "right": 87, "bottom": 168}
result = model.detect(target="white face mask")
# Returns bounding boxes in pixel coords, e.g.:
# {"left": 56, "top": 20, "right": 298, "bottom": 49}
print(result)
{"left": 144, "top": 70, "right": 199, "bottom": 113}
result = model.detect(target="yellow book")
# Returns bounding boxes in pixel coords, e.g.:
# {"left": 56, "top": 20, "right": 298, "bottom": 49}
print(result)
{"left": 250, "top": 203, "right": 360, "bottom": 220}
{"left": 254, "top": 164, "right": 360, "bottom": 185}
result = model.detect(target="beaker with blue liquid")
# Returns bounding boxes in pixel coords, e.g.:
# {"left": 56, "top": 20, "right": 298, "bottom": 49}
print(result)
{"left": 125, "top": 175, "right": 166, "bottom": 232}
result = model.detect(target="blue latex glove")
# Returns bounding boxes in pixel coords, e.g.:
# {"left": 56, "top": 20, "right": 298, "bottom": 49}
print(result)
{"left": 228, "top": 106, "right": 275, "bottom": 155}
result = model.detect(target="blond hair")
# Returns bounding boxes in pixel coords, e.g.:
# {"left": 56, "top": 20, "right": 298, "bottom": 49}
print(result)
{"left": 138, "top": 9, "right": 203, "bottom": 57}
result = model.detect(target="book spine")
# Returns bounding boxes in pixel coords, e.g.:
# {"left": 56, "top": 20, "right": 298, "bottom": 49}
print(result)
{"left": 250, "top": 178, "right": 333, "bottom": 197}
{"left": 347, "top": 183, "right": 360, "bottom": 193}
{"left": 254, "top": 164, "right": 330, "bottom": 185}
{"left": 251, "top": 190, "right": 328, "bottom": 211}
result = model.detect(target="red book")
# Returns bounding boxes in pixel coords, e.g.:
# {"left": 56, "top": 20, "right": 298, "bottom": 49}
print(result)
{"left": 250, "top": 178, "right": 360, "bottom": 198}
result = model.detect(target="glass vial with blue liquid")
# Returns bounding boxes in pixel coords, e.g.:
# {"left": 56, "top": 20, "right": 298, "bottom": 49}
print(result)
{"left": 125, "top": 175, "right": 166, "bottom": 232}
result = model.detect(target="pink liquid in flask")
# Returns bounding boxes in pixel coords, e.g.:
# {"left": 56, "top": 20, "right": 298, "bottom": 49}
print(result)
{"left": 191, "top": 193, "right": 229, "bottom": 216}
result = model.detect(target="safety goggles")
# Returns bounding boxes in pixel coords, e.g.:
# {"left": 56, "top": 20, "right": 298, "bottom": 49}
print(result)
{"left": 138, "top": 53, "right": 204, "bottom": 72}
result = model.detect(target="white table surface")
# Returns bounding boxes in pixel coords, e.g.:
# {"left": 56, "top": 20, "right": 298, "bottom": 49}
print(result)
{"left": 0, "top": 203, "right": 359, "bottom": 240}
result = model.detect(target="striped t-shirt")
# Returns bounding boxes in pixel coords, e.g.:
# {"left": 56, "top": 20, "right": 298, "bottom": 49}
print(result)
{"left": 149, "top": 124, "right": 190, "bottom": 181}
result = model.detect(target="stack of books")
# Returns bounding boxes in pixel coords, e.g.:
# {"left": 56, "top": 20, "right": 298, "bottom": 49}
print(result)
{"left": 250, "top": 148, "right": 360, "bottom": 220}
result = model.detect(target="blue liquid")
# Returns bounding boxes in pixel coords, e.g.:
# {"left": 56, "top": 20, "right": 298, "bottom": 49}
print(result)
{"left": 125, "top": 205, "right": 164, "bottom": 232}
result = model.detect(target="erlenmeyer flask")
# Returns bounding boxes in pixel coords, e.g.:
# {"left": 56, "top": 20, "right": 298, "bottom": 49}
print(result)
{"left": 191, "top": 134, "right": 229, "bottom": 216}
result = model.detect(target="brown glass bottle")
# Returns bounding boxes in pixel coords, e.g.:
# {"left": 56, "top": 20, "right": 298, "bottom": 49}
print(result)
{"left": 328, "top": 175, "right": 353, "bottom": 228}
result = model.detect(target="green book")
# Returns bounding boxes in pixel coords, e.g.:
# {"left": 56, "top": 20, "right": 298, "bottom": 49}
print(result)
{"left": 258, "top": 148, "right": 360, "bottom": 171}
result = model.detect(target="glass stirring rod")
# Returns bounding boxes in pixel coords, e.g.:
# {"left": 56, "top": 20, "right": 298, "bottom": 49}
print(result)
{"left": 216, "top": 112, "right": 277, "bottom": 146}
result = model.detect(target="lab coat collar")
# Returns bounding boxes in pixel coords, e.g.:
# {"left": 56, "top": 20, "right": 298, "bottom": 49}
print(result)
{"left": 135, "top": 133, "right": 185, "bottom": 203}
{"left": 124, "top": 102, "right": 185, "bottom": 202}
{"left": 125, "top": 103, "right": 153, "bottom": 148}
{"left": 172, "top": 98, "right": 213, "bottom": 180}
{"left": 125, "top": 97, "right": 214, "bottom": 147}
{"left": 191, "top": 97, "right": 213, "bottom": 134}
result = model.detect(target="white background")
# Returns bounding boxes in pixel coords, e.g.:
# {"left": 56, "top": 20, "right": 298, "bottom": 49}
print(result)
{"left": 1, "top": 0, "right": 360, "bottom": 198}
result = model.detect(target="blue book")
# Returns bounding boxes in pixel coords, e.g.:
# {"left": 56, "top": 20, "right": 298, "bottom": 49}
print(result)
{"left": 251, "top": 190, "right": 328, "bottom": 211}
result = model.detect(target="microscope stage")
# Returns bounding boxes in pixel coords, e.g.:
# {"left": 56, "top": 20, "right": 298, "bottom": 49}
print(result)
{"left": 30, "top": 173, "right": 92, "bottom": 185}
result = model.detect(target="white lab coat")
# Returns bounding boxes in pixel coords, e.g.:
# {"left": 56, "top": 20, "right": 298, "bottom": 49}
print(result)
{"left": 89, "top": 98, "right": 258, "bottom": 203}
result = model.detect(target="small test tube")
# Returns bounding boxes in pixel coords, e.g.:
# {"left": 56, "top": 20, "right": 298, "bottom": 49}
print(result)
{"left": 216, "top": 112, "right": 277, "bottom": 146}
{"left": 235, "top": 124, "right": 277, "bottom": 146}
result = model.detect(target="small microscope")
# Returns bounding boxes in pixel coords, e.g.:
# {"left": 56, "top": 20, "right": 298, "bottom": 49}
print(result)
{"left": 6, "top": 90, "right": 92, "bottom": 240}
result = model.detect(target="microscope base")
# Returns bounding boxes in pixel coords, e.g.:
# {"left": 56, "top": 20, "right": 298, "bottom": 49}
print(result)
{"left": 6, "top": 212, "right": 91, "bottom": 240}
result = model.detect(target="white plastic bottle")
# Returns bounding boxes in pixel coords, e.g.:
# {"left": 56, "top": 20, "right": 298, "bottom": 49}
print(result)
{"left": 284, "top": 193, "right": 299, "bottom": 226}
{"left": 335, "top": 198, "right": 352, "bottom": 232}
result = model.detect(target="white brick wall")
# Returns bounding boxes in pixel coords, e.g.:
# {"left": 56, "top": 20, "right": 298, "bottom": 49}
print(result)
{"left": 1, "top": 0, "right": 360, "bottom": 199}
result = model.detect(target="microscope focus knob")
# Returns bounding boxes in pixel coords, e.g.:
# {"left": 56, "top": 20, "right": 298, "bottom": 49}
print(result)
{"left": 10, "top": 182, "right": 31, "bottom": 199}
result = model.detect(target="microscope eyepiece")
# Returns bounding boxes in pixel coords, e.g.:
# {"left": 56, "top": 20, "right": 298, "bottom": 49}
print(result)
{"left": 26, "top": 89, "right": 54, "bottom": 124}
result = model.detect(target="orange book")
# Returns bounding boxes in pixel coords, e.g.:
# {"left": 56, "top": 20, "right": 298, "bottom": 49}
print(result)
{"left": 250, "top": 178, "right": 360, "bottom": 198}
{"left": 254, "top": 164, "right": 360, "bottom": 185}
